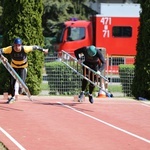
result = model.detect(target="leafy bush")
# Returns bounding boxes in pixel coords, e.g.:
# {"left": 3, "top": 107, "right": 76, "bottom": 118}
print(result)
{"left": 45, "top": 61, "right": 81, "bottom": 95}
{"left": 132, "top": 1, "right": 150, "bottom": 100}
{"left": 119, "top": 64, "right": 134, "bottom": 97}
{"left": 1, "top": 0, "right": 44, "bottom": 95}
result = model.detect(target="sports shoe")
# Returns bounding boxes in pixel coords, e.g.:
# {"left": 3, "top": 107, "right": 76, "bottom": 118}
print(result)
{"left": 7, "top": 97, "right": 16, "bottom": 104}
{"left": 78, "top": 91, "right": 84, "bottom": 102}
{"left": 88, "top": 94, "right": 94, "bottom": 104}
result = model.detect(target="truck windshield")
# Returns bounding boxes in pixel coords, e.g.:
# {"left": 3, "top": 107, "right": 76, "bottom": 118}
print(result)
{"left": 67, "top": 27, "right": 85, "bottom": 41}
{"left": 54, "top": 23, "right": 66, "bottom": 43}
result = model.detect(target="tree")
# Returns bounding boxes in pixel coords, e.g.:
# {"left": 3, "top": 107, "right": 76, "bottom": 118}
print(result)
{"left": 1, "top": 0, "right": 44, "bottom": 95}
{"left": 42, "top": 0, "right": 97, "bottom": 37}
{"left": 132, "top": 0, "right": 150, "bottom": 99}
{"left": 0, "top": 0, "right": 4, "bottom": 34}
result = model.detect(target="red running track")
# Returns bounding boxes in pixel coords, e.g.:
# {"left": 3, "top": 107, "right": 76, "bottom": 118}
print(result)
{"left": 0, "top": 95, "right": 150, "bottom": 150}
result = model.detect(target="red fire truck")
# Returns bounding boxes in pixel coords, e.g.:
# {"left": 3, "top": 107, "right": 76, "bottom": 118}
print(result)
{"left": 52, "top": 3, "right": 141, "bottom": 73}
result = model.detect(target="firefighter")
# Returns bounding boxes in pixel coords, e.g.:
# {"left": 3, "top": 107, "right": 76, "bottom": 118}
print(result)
{"left": 0, "top": 38, "right": 48, "bottom": 104}
{"left": 74, "top": 45, "right": 106, "bottom": 103}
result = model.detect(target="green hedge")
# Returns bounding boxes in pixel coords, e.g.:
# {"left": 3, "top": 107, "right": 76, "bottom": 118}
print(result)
{"left": 45, "top": 61, "right": 82, "bottom": 95}
{"left": 119, "top": 64, "right": 134, "bottom": 97}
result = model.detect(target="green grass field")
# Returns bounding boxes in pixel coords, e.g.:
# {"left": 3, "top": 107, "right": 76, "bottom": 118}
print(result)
{"left": 41, "top": 82, "right": 49, "bottom": 90}
{"left": 0, "top": 142, "right": 8, "bottom": 150}
{"left": 40, "top": 82, "right": 123, "bottom": 94}
{"left": 108, "top": 84, "right": 122, "bottom": 92}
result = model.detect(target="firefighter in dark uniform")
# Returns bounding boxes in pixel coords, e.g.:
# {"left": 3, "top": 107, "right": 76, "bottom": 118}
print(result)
{"left": 74, "top": 45, "right": 106, "bottom": 103}
{"left": 0, "top": 38, "right": 48, "bottom": 103}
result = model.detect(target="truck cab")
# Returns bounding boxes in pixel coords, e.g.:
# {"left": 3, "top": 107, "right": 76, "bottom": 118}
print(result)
{"left": 52, "top": 3, "right": 140, "bottom": 58}
{"left": 53, "top": 19, "right": 93, "bottom": 57}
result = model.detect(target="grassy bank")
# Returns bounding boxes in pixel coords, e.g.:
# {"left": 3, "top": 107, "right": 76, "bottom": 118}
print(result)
{"left": 0, "top": 142, "right": 8, "bottom": 150}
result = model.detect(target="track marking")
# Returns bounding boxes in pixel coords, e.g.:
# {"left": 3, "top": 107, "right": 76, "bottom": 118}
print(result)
{"left": 141, "top": 104, "right": 150, "bottom": 107}
{"left": 0, "top": 127, "right": 26, "bottom": 150}
{"left": 57, "top": 102, "right": 150, "bottom": 144}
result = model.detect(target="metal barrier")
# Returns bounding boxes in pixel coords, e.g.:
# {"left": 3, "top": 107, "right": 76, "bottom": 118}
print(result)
{"left": 106, "top": 55, "right": 135, "bottom": 97}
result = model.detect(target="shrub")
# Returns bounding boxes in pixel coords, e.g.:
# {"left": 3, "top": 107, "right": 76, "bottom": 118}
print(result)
{"left": 119, "top": 64, "right": 134, "bottom": 97}
{"left": 45, "top": 61, "right": 81, "bottom": 95}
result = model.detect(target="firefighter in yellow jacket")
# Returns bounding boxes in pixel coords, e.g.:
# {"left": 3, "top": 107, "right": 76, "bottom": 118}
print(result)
{"left": 0, "top": 38, "right": 48, "bottom": 103}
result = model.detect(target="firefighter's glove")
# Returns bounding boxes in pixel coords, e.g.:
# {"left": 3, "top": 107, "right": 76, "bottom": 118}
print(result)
{"left": 96, "top": 71, "right": 101, "bottom": 76}
{"left": 43, "top": 49, "right": 49, "bottom": 55}
{"left": 78, "top": 59, "right": 82, "bottom": 64}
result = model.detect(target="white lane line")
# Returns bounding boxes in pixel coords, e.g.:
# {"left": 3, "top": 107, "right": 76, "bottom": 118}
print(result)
{"left": 141, "top": 104, "right": 150, "bottom": 107}
{"left": 57, "top": 102, "right": 150, "bottom": 144}
{"left": 0, "top": 127, "right": 26, "bottom": 150}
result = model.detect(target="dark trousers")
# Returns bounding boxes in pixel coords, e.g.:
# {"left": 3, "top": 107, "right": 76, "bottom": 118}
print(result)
{"left": 10, "top": 68, "right": 27, "bottom": 97}
{"left": 81, "top": 67, "right": 97, "bottom": 94}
